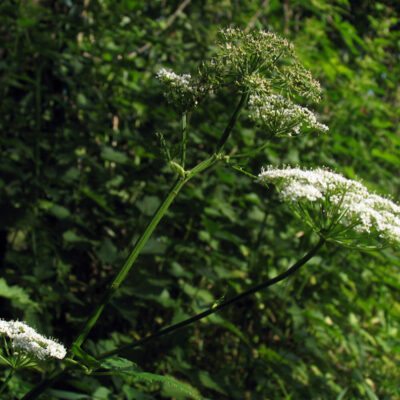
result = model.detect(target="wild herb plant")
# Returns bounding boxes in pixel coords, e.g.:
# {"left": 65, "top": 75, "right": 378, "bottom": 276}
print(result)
{"left": 2, "top": 27, "right": 399, "bottom": 399}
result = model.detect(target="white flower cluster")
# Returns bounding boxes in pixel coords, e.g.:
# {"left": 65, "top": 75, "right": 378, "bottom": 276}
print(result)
{"left": 156, "top": 68, "right": 198, "bottom": 111}
{"left": 157, "top": 68, "right": 194, "bottom": 92}
{"left": 0, "top": 319, "right": 66, "bottom": 360}
{"left": 259, "top": 166, "right": 400, "bottom": 246}
{"left": 248, "top": 94, "right": 329, "bottom": 137}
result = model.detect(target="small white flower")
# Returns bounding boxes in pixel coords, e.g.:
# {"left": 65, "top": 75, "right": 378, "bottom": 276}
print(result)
{"left": 0, "top": 319, "right": 66, "bottom": 360}
{"left": 156, "top": 68, "right": 193, "bottom": 91}
{"left": 259, "top": 166, "right": 400, "bottom": 247}
{"left": 156, "top": 68, "right": 204, "bottom": 111}
{"left": 248, "top": 94, "right": 329, "bottom": 137}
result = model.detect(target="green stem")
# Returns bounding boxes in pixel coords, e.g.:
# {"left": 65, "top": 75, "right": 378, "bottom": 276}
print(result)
{"left": 72, "top": 150, "right": 221, "bottom": 350}
{"left": 22, "top": 88, "right": 247, "bottom": 399}
{"left": 72, "top": 177, "right": 187, "bottom": 349}
{"left": 230, "top": 141, "right": 272, "bottom": 159}
{"left": 216, "top": 92, "right": 249, "bottom": 153}
{"left": 181, "top": 113, "right": 188, "bottom": 168}
{"left": 186, "top": 153, "right": 219, "bottom": 179}
{"left": 228, "top": 164, "right": 259, "bottom": 180}
{"left": 0, "top": 369, "right": 14, "bottom": 395}
{"left": 96, "top": 237, "right": 325, "bottom": 360}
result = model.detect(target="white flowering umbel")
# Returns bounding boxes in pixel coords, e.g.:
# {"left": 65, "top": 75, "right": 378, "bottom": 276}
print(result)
{"left": 259, "top": 166, "right": 400, "bottom": 249}
{"left": 248, "top": 94, "right": 329, "bottom": 137}
{"left": 0, "top": 320, "right": 66, "bottom": 365}
{"left": 157, "top": 68, "right": 209, "bottom": 112}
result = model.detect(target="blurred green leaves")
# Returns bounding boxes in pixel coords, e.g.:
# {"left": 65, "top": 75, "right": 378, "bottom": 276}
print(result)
{"left": 1, "top": 0, "right": 400, "bottom": 399}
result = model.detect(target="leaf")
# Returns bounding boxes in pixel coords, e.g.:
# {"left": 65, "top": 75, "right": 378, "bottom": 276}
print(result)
{"left": 46, "top": 389, "right": 90, "bottom": 399}
{"left": 97, "top": 238, "right": 118, "bottom": 264}
{"left": 371, "top": 148, "right": 400, "bottom": 166}
{"left": 197, "top": 370, "right": 227, "bottom": 395}
{"left": 0, "top": 278, "right": 39, "bottom": 311}
{"left": 135, "top": 196, "right": 161, "bottom": 216}
{"left": 208, "top": 314, "right": 252, "bottom": 347}
{"left": 100, "top": 357, "right": 203, "bottom": 400}
{"left": 365, "top": 385, "right": 379, "bottom": 400}
{"left": 39, "top": 200, "right": 71, "bottom": 219}
{"left": 50, "top": 204, "right": 71, "bottom": 219}
{"left": 79, "top": 187, "right": 114, "bottom": 215}
{"left": 101, "top": 147, "right": 129, "bottom": 164}
{"left": 70, "top": 345, "right": 102, "bottom": 370}
{"left": 63, "top": 230, "right": 88, "bottom": 243}
{"left": 336, "top": 388, "right": 348, "bottom": 400}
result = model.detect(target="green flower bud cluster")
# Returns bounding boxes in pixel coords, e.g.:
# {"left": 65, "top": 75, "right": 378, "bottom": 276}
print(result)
{"left": 214, "top": 28, "right": 322, "bottom": 101}
{"left": 157, "top": 28, "right": 323, "bottom": 112}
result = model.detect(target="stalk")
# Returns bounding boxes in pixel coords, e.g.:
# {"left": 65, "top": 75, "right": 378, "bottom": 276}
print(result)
{"left": 96, "top": 238, "right": 325, "bottom": 360}
{"left": 181, "top": 113, "right": 188, "bottom": 168}
{"left": 216, "top": 92, "right": 249, "bottom": 152}
{"left": 0, "top": 369, "right": 14, "bottom": 395}
{"left": 22, "top": 91, "right": 245, "bottom": 400}
{"left": 72, "top": 177, "right": 187, "bottom": 349}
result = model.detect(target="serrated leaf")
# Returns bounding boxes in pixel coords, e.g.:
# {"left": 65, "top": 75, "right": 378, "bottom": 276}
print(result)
{"left": 0, "top": 278, "right": 39, "bottom": 311}
{"left": 100, "top": 357, "right": 203, "bottom": 399}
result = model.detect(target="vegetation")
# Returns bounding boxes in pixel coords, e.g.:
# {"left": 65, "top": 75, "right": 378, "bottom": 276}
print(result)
{"left": 0, "top": 0, "right": 399, "bottom": 399}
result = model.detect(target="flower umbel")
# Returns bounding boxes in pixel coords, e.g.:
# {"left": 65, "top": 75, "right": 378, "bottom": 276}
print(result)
{"left": 216, "top": 28, "right": 294, "bottom": 78}
{"left": 0, "top": 320, "right": 66, "bottom": 362}
{"left": 157, "top": 68, "right": 197, "bottom": 112}
{"left": 214, "top": 28, "right": 322, "bottom": 101}
{"left": 248, "top": 94, "right": 329, "bottom": 137}
{"left": 259, "top": 166, "right": 400, "bottom": 249}
{"left": 157, "top": 29, "right": 324, "bottom": 113}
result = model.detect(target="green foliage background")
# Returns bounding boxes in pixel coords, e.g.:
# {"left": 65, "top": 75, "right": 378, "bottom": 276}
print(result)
{"left": 1, "top": 0, "right": 399, "bottom": 398}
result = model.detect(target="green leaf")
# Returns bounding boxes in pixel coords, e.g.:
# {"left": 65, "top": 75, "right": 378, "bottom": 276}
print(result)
{"left": 101, "top": 147, "right": 129, "bottom": 164}
{"left": 70, "top": 345, "right": 102, "bottom": 370}
{"left": 46, "top": 389, "right": 90, "bottom": 399}
{"left": 63, "top": 231, "right": 87, "bottom": 243}
{"left": 135, "top": 196, "right": 161, "bottom": 216}
{"left": 0, "top": 278, "right": 39, "bottom": 311}
{"left": 79, "top": 187, "right": 114, "bottom": 215}
{"left": 197, "top": 370, "right": 227, "bottom": 395}
{"left": 371, "top": 148, "right": 400, "bottom": 166}
{"left": 97, "top": 238, "right": 118, "bottom": 264}
{"left": 100, "top": 357, "right": 203, "bottom": 399}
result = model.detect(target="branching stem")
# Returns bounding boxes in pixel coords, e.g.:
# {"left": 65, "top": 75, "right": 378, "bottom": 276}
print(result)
{"left": 96, "top": 237, "right": 325, "bottom": 360}
{"left": 72, "top": 177, "right": 187, "bottom": 349}
{"left": 22, "top": 87, "right": 248, "bottom": 400}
